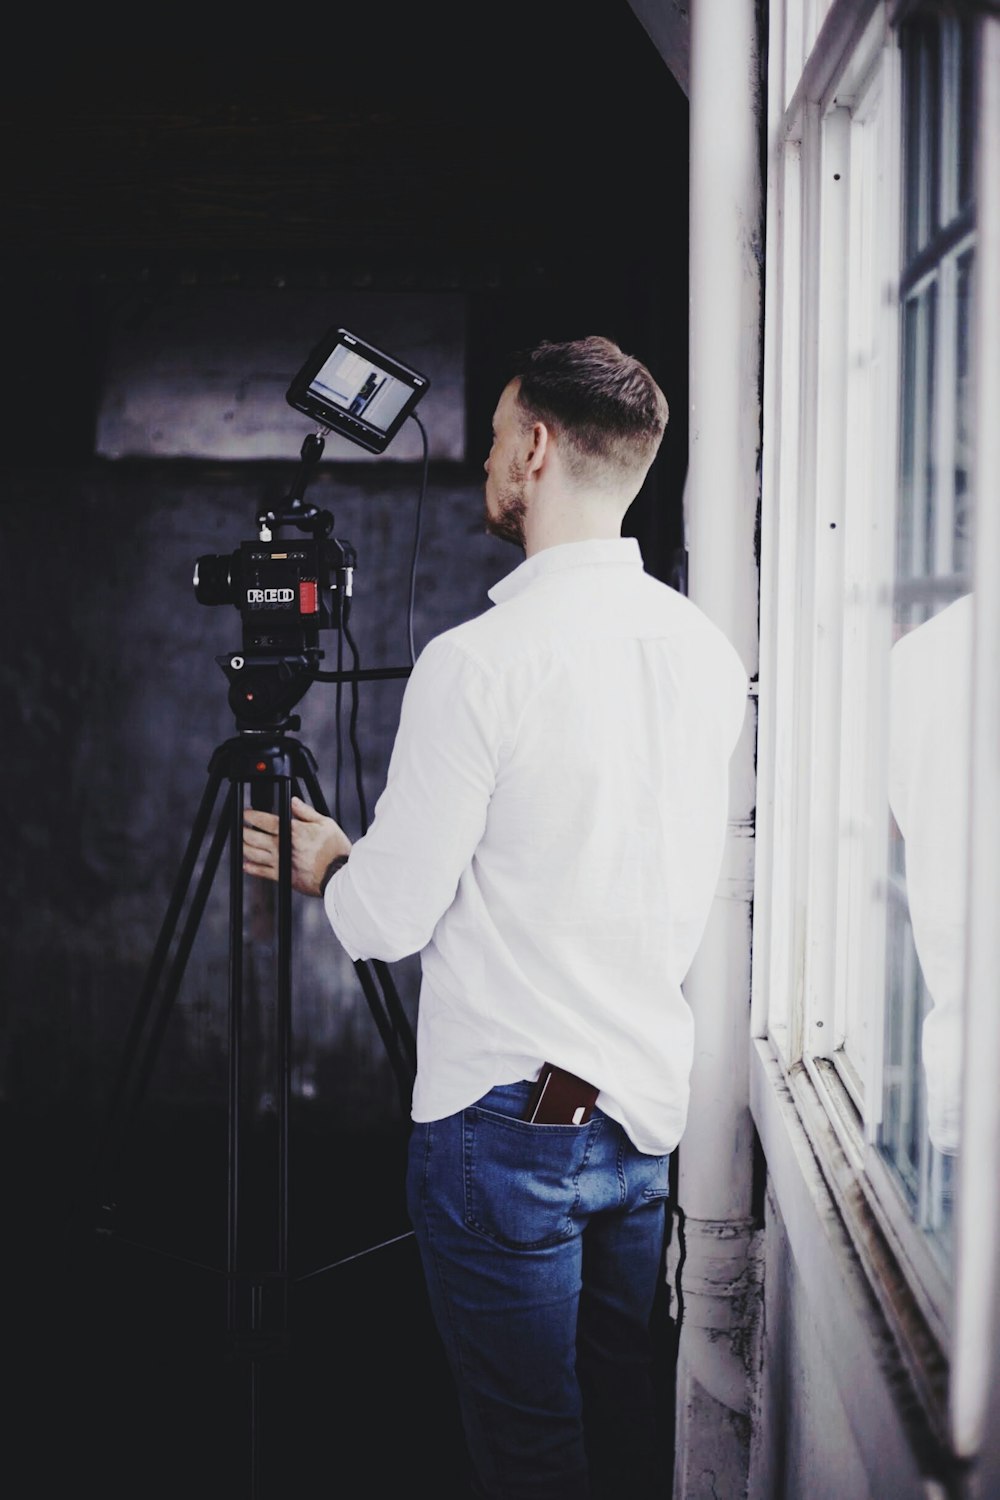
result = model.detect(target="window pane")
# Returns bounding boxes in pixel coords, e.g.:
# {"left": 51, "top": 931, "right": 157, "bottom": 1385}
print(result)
{"left": 897, "top": 283, "right": 937, "bottom": 603}
{"left": 882, "top": 586, "right": 971, "bottom": 1269}
{"left": 904, "top": 18, "right": 940, "bottom": 259}
{"left": 958, "top": 18, "right": 976, "bottom": 212}
{"left": 877, "top": 12, "right": 976, "bottom": 1273}
{"left": 953, "top": 249, "right": 973, "bottom": 576}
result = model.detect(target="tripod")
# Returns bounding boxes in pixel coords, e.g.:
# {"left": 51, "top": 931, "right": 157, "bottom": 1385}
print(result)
{"left": 90, "top": 703, "right": 417, "bottom": 1496}
{"left": 87, "top": 425, "right": 429, "bottom": 1493}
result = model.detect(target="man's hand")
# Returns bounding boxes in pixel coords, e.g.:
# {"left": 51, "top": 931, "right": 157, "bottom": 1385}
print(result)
{"left": 243, "top": 796, "right": 352, "bottom": 898}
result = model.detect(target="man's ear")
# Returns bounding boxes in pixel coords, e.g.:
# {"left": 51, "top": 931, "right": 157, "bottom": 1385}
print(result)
{"left": 525, "top": 421, "right": 549, "bottom": 477}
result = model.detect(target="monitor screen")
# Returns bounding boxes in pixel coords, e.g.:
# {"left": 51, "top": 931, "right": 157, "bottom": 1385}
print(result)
{"left": 286, "top": 328, "right": 430, "bottom": 453}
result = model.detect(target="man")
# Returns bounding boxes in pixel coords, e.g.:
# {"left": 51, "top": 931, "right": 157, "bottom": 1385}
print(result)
{"left": 243, "top": 336, "right": 748, "bottom": 1498}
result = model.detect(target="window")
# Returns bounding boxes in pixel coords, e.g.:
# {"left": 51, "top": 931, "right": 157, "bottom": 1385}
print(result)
{"left": 755, "top": 0, "right": 984, "bottom": 1351}
{"left": 754, "top": 0, "right": 1000, "bottom": 1469}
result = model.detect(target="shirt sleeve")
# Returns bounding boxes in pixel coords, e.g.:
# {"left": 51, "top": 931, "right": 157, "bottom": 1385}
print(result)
{"left": 323, "top": 634, "right": 502, "bottom": 961}
{"left": 674, "top": 637, "right": 750, "bottom": 980}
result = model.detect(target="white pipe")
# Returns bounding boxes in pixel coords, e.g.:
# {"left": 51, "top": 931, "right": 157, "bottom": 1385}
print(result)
{"left": 680, "top": 0, "right": 761, "bottom": 1225}
{"left": 671, "top": 5, "right": 763, "bottom": 1489}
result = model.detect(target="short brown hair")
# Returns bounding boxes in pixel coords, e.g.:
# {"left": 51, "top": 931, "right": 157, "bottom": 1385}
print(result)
{"left": 510, "top": 336, "right": 669, "bottom": 488}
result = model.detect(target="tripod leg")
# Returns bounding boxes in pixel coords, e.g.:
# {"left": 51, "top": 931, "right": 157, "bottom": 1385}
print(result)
{"left": 126, "top": 787, "right": 235, "bottom": 1127}
{"left": 227, "top": 773, "right": 293, "bottom": 1282}
{"left": 225, "top": 769, "right": 292, "bottom": 1299}
{"left": 293, "top": 750, "right": 329, "bottom": 818}
{"left": 276, "top": 774, "right": 292, "bottom": 1285}
{"left": 91, "top": 769, "right": 232, "bottom": 1209}
{"left": 227, "top": 775, "right": 245, "bottom": 1336}
{"left": 227, "top": 769, "right": 294, "bottom": 1500}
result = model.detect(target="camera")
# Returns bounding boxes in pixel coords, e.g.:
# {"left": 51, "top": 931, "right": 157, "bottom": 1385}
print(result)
{"left": 194, "top": 531, "right": 356, "bottom": 727}
{"left": 194, "top": 534, "right": 355, "bottom": 650}
{"left": 193, "top": 327, "right": 429, "bottom": 730}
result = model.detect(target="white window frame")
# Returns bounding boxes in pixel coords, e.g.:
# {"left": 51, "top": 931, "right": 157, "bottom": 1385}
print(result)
{"left": 755, "top": 3, "right": 900, "bottom": 1107}
{"left": 752, "top": 0, "right": 1000, "bottom": 1455}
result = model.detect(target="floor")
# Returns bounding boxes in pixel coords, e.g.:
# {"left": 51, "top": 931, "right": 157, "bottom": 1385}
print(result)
{"left": 6, "top": 1107, "right": 677, "bottom": 1499}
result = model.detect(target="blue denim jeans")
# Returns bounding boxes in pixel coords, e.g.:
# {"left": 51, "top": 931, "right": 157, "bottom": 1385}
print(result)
{"left": 406, "top": 1079, "right": 671, "bottom": 1499}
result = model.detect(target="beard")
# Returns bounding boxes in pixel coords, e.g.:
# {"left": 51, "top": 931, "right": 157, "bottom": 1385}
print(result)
{"left": 484, "top": 460, "right": 528, "bottom": 548}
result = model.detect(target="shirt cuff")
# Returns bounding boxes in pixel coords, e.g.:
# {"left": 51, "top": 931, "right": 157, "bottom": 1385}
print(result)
{"left": 323, "top": 862, "right": 367, "bottom": 962}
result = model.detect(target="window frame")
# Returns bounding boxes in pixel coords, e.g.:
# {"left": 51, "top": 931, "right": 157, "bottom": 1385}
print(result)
{"left": 755, "top": 2, "right": 902, "bottom": 1114}
{"left": 752, "top": 0, "right": 1000, "bottom": 1414}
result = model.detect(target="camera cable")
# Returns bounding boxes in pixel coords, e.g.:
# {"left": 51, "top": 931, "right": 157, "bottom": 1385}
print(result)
{"left": 406, "top": 411, "right": 429, "bottom": 666}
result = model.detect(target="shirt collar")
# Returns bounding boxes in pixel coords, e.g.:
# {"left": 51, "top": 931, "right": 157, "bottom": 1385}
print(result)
{"left": 487, "top": 537, "right": 644, "bottom": 605}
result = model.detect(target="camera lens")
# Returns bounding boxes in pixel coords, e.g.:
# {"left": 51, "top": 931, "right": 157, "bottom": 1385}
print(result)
{"left": 194, "top": 553, "right": 235, "bottom": 606}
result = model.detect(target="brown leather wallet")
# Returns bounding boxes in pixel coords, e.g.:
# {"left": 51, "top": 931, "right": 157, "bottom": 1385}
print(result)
{"left": 524, "top": 1063, "right": 599, "bottom": 1125}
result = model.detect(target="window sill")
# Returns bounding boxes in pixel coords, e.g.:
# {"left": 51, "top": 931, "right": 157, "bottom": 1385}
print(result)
{"left": 749, "top": 1035, "right": 955, "bottom": 1490}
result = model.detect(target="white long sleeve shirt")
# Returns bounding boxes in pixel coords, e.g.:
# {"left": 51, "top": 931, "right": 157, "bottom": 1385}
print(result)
{"left": 325, "top": 537, "right": 748, "bottom": 1154}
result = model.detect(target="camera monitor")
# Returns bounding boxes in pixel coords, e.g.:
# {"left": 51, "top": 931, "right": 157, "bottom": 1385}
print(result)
{"left": 286, "top": 327, "right": 430, "bottom": 454}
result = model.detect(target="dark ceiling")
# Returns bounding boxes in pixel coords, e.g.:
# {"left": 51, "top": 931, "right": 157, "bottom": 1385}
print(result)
{"left": 2, "top": 4, "right": 687, "bottom": 288}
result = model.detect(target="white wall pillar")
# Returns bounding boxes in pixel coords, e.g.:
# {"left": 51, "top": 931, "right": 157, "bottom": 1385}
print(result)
{"left": 671, "top": 0, "right": 763, "bottom": 1494}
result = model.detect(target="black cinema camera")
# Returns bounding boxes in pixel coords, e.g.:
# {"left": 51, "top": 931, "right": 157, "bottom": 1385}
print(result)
{"left": 194, "top": 523, "right": 356, "bottom": 727}
{"left": 193, "top": 328, "right": 429, "bottom": 729}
